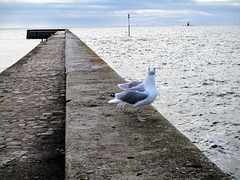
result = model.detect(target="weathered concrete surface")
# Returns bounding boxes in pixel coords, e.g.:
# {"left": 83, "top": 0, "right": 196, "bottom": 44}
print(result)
{"left": 0, "top": 32, "right": 66, "bottom": 179}
{"left": 65, "top": 31, "right": 230, "bottom": 180}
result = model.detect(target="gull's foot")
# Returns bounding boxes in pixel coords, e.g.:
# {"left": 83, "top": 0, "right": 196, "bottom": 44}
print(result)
{"left": 137, "top": 113, "right": 146, "bottom": 122}
{"left": 138, "top": 117, "right": 146, "bottom": 122}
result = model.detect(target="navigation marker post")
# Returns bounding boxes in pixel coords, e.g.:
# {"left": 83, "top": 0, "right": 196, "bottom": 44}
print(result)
{"left": 128, "top": 14, "right": 130, "bottom": 36}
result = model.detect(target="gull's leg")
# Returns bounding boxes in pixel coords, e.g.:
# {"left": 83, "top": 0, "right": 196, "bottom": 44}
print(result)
{"left": 137, "top": 107, "right": 146, "bottom": 122}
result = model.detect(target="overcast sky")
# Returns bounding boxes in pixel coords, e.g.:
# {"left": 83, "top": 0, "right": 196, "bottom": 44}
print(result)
{"left": 0, "top": 0, "right": 239, "bottom": 28}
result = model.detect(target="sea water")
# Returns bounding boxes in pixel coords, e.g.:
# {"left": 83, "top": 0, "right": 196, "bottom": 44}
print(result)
{"left": 0, "top": 26, "right": 239, "bottom": 178}
{"left": 0, "top": 28, "right": 40, "bottom": 72}
{"left": 71, "top": 25, "right": 240, "bottom": 179}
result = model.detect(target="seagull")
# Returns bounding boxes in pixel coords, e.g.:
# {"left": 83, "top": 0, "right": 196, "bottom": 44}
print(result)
{"left": 108, "top": 66, "right": 158, "bottom": 122}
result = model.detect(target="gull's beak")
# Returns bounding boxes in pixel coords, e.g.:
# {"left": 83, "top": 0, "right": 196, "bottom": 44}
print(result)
{"left": 149, "top": 67, "right": 155, "bottom": 74}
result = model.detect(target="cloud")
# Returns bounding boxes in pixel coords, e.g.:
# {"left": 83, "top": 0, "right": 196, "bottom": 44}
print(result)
{"left": 196, "top": 0, "right": 235, "bottom": 1}
{"left": 113, "top": 9, "right": 212, "bottom": 17}
{"left": 0, "top": 0, "right": 68, "bottom": 3}
{"left": 52, "top": 3, "right": 110, "bottom": 9}
{"left": 0, "top": 0, "right": 106, "bottom": 3}
{"left": 194, "top": 0, "right": 240, "bottom": 6}
{"left": 195, "top": 0, "right": 238, "bottom": 2}
{"left": 55, "top": 8, "right": 211, "bottom": 20}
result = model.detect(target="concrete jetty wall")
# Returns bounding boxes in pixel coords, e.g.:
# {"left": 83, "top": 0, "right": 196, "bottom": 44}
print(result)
{"left": 65, "top": 31, "right": 230, "bottom": 179}
{"left": 0, "top": 30, "right": 230, "bottom": 179}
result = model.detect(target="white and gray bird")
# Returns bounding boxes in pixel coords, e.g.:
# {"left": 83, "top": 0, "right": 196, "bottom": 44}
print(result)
{"left": 108, "top": 66, "right": 158, "bottom": 122}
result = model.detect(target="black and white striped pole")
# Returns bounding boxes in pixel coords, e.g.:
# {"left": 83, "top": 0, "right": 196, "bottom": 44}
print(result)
{"left": 128, "top": 14, "right": 130, "bottom": 36}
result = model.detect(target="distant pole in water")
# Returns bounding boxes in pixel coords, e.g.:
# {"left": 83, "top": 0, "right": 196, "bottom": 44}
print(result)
{"left": 128, "top": 14, "right": 130, "bottom": 36}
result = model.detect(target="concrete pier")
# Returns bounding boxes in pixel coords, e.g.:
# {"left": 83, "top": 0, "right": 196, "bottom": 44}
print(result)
{"left": 65, "top": 31, "right": 230, "bottom": 179}
{"left": 0, "top": 30, "right": 230, "bottom": 179}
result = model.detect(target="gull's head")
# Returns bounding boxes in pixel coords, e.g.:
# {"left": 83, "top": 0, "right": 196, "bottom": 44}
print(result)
{"left": 148, "top": 66, "right": 156, "bottom": 75}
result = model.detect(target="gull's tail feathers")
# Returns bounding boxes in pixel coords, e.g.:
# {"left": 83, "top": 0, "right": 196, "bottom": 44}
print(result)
{"left": 108, "top": 98, "right": 121, "bottom": 104}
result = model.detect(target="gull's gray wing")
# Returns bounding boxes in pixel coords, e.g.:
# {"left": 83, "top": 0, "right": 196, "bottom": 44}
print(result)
{"left": 117, "top": 81, "right": 142, "bottom": 90}
{"left": 130, "top": 83, "right": 145, "bottom": 92}
{"left": 116, "top": 90, "right": 148, "bottom": 105}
